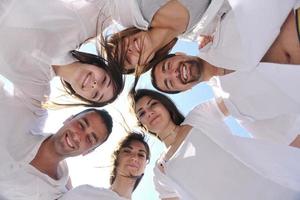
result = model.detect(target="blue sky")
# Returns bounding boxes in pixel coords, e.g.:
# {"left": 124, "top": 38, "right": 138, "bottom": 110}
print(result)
{"left": 41, "top": 39, "right": 251, "bottom": 200}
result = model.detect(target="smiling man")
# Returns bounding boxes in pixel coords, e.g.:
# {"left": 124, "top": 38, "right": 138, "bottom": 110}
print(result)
{"left": 0, "top": 79, "right": 113, "bottom": 200}
{"left": 151, "top": 53, "right": 230, "bottom": 93}
{"left": 151, "top": 52, "right": 300, "bottom": 146}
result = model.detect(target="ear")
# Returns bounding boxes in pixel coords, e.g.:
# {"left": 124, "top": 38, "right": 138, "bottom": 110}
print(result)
{"left": 63, "top": 115, "right": 74, "bottom": 124}
{"left": 174, "top": 52, "right": 186, "bottom": 56}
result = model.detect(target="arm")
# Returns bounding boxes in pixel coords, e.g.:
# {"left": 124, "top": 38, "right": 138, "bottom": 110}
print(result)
{"left": 289, "top": 135, "right": 300, "bottom": 148}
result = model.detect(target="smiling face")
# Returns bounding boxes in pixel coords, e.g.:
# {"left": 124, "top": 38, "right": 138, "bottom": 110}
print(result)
{"left": 52, "top": 111, "right": 108, "bottom": 158}
{"left": 135, "top": 96, "right": 174, "bottom": 135}
{"left": 70, "top": 63, "right": 115, "bottom": 103}
{"left": 153, "top": 55, "right": 202, "bottom": 92}
{"left": 116, "top": 140, "right": 148, "bottom": 178}
{"left": 120, "top": 31, "right": 155, "bottom": 71}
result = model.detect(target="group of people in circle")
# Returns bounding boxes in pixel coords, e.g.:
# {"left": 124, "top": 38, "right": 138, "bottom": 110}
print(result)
{"left": 1, "top": 0, "right": 300, "bottom": 199}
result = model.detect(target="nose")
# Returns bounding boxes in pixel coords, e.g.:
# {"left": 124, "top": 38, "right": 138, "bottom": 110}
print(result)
{"left": 91, "top": 80, "right": 97, "bottom": 89}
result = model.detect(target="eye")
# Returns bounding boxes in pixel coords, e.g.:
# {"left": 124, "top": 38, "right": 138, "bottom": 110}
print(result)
{"left": 87, "top": 135, "right": 96, "bottom": 145}
{"left": 138, "top": 153, "right": 146, "bottom": 158}
{"left": 102, "top": 76, "right": 107, "bottom": 85}
{"left": 150, "top": 101, "right": 158, "bottom": 107}
{"left": 79, "top": 121, "right": 84, "bottom": 130}
{"left": 162, "top": 62, "right": 166, "bottom": 73}
{"left": 138, "top": 111, "right": 145, "bottom": 119}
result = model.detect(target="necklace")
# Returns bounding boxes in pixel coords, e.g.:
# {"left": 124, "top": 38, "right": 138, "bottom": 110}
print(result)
{"left": 159, "top": 126, "right": 179, "bottom": 142}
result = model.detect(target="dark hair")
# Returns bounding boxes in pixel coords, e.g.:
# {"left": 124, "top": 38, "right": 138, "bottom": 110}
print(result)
{"left": 130, "top": 89, "right": 185, "bottom": 137}
{"left": 110, "top": 132, "right": 150, "bottom": 191}
{"left": 60, "top": 50, "right": 124, "bottom": 107}
{"left": 104, "top": 27, "right": 177, "bottom": 75}
{"left": 150, "top": 54, "right": 181, "bottom": 94}
{"left": 73, "top": 108, "right": 113, "bottom": 143}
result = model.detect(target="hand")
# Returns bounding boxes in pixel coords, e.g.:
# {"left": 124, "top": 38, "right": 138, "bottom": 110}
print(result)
{"left": 198, "top": 35, "right": 214, "bottom": 49}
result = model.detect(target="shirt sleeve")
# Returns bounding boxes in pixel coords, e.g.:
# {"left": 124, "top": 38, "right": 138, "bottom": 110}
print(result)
{"left": 183, "top": 99, "right": 226, "bottom": 127}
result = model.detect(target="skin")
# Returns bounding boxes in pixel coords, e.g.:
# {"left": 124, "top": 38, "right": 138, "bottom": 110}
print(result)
{"left": 135, "top": 96, "right": 175, "bottom": 135}
{"left": 30, "top": 111, "right": 108, "bottom": 180}
{"left": 121, "top": 0, "right": 189, "bottom": 70}
{"left": 52, "top": 62, "right": 114, "bottom": 103}
{"left": 261, "top": 11, "right": 300, "bottom": 64}
{"left": 153, "top": 53, "right": 225, "bottom": 92}
{"left": 111, "top": 140, "right": 148, "bottom": 199}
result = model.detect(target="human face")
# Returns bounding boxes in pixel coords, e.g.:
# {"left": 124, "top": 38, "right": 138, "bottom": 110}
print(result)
{"left": 154, "top": 55, "right": 202, "bottom": 92}
{"left": 117, "top": 140, "right": 148, "bottom": 177}
{"left": 121, "top": 31, "right": 155, "bottom": 70}
{"left": 135, "top": 96, "right": 174, "bottom": 134}
{"left": 53, "top": 111, "right": 108, "bottom": 157}
{"left": 70, "top": 63, "right": 114, "bottom": 103}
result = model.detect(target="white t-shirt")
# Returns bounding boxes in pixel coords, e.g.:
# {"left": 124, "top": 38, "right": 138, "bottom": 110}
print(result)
{"left": 208, "top": 63, "right": 300, "bottom": 144}
{"left": 153, "top": 101, "right": 300, "bottom": 199}
{"left": 0, "top": 0, "right": 112, "bottom": 119}
{"left": 60, "top": 185, "right": 129, "bottom": 200}
{"left": 0, "top": 80, "right": 69, "bottom": 200}
{"left": 198, "top": 0, "right": 296, "bottom": 70}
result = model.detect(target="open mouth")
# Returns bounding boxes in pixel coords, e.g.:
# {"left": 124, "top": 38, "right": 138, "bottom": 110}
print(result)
{"left": 65, "top": 132, "right": 75, "bottom": 149}
{"left": 180, "top": 64, "right": 189, "bottom": 83}
{"left": 82, "top": 72, "right": 92, "bottom": 89}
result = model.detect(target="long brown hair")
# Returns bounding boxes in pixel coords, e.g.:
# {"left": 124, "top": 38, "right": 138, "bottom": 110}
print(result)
{"left": 110, "top": 132, "right": 150, "bottom": 191}
{"left": 103, "top": 27, "right": 177, "bottom": 75}
{"left": 129, "top": 89, "right": 185, "bottom": 138}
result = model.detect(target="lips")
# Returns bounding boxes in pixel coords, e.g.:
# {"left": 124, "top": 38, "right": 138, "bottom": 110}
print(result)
{"left": 65, "top": 132, "right": 75, "bottom": 149}
{"left": 180, "top": 64, "right": 189, "bottom": 84}
{"left": 82, "top": 72, "right": 92, "bottom": 89}
{"left": 149, "top": 115, "right": 160, "bottom": 126}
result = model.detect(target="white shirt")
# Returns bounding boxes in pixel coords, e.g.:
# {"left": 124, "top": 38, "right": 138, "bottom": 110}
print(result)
{"left": 153, "top": 100, "right": 300, "bottom": 199}
{"left": 198, "top": 0, "right": 296, "bottom": 70}
{"left": 0, "top": 0, "right": 112, "bottom": 65}
{"left": 0, "top": 0, "right": 112, "bottom": 118}
{"left": 60, "top": 185, "right": 129, "bottom": 200}
{"left": 208, "top": 63, "right": 300, "bottom": 144}
{"left": 0, "top": 80, "right": 69, "bottom": 200}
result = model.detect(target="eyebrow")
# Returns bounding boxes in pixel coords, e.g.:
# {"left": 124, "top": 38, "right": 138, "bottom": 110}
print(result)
{"left": 136, "top": 98, "right": 153, "bottom": 113}
{"left": 124, "top": 146, "right": 147, "bottom": 154}
{"left": 83, "top": 118, "right": 89, "bottom": 127}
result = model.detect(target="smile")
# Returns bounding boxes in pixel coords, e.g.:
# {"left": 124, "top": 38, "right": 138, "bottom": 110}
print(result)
{"left": 180, "top": 64, "right": 189, "bottom": 83}
{"left": 149, "top": 115, "right": 160, "bottom": 125}
{"left": 65, "top": 132, "right": 75, "bottom": 149}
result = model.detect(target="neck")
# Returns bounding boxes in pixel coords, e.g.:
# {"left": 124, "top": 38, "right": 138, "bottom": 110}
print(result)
{"left": 202, "top": 61, "right": 234, "bottom": 80}
{"left": 111, "top": 174, "right": 136, "bottom": 199}
{"left": 159, "top": 124, "right": 180, "bottom": 147}
{"left": 30, "top": 136, "right": 64, "bottom": 180}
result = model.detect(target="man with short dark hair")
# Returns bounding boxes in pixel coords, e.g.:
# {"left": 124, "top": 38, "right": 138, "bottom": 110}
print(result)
{"left": 0, "top": 79, "right": 113, "bottom": 200}
{"left": 150, "top": 52, "right": 300, "bottom": 146}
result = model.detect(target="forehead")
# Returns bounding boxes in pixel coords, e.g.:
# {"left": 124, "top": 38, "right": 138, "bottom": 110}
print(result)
{"left": 135, "top": 96, "right": 152, "bottom": 111}
{"left": 123, "top": 140, "right": 147, "bottom": 153}
{"left": 75, "top": 111, "right": 108, "bottom": 137}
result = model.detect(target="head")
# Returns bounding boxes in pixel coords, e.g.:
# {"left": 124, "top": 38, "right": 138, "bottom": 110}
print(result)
{"left": 110, "top": 132, "right": 150, "bottom": 191}
{"left": 130, "top": 89, "right": 184, "bottom": 137}
{"left": 104, "top": 27, "right": 177, "bottom": 74}
{"left": 52, "top": 108, "right": 113, "bottom": 158}
{"left": 61, "top": 50, "right": 124, "bottom": 107}
{"left": 151, "top": 53, "right": 203, "bottom": 93}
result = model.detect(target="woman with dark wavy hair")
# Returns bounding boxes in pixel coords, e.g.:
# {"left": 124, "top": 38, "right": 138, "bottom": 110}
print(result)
{"left": 130, "top": 89, "right": 300, "bottom": 200}
{"left": 60, "top": 132, "right": 150, "bottom": 200}
{"left": 0, "top": 0, "right": 126, "bottom": 109}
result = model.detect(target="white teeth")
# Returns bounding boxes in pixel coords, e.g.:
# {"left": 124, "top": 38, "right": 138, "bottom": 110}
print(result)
{"left": 66, "top": 134, "right": 74, "bottom": 149}
{"left": 183, "top": 66, "right": 188, "bottom": 81}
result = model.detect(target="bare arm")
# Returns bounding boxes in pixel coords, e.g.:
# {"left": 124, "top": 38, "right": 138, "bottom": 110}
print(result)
{"left": 289, "top": 135, "right": 300, "bottom": 148}
{"left": 216, "top": 97, "right": 229, "bottom": 117}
